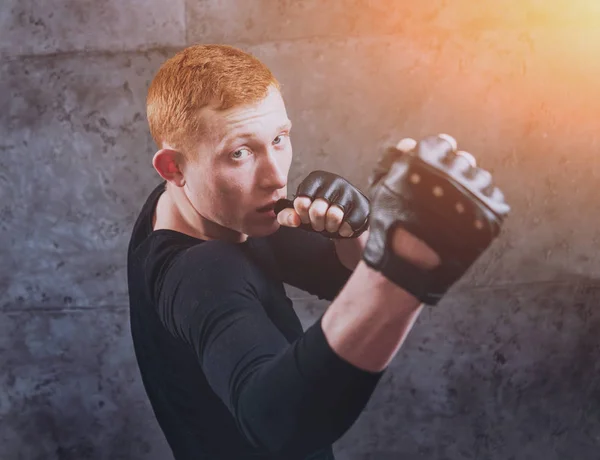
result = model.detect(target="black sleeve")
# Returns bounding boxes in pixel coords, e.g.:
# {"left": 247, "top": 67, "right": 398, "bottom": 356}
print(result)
{"left": 156, "top": 241, "right": 383, "bottom": 458}
{"left": 267, "top": 225, "right": 353, "bottom": 301}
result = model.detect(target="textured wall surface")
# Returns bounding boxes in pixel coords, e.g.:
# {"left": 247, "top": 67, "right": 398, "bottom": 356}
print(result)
{"left": 2, "top": 1, "right": 599, "bottom": 459}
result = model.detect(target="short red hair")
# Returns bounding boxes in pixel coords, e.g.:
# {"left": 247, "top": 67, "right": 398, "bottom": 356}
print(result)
{"left": 147, "top": 44, "right": 280, "bottom": 156}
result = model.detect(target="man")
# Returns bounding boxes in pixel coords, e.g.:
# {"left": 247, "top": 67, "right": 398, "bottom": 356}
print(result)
{"left": 127, "top": 44, "right": 510, "bottom": 460}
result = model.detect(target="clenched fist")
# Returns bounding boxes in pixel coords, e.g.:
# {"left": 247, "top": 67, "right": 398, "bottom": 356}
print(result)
{"left": 363, "top": 134, "right": 511, "bottom": 305}
{"left": 275, "top": 171, "right": 370, "bottom": 239}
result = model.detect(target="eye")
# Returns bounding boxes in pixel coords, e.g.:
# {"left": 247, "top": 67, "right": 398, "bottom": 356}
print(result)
{"left": 273, "top": 133, "right": 289, "bottom": 146}
{"left": 230, "top": 148, "right": 251, "bottom": 160}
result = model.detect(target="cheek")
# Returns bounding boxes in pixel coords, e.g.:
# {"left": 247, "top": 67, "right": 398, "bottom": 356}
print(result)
{"left": 213, "top": 173, "right": 253, "bottom": 209}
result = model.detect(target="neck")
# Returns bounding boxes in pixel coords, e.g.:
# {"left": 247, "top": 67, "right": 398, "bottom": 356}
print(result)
{"left": 154, "top": 182, "right": 248, "bottom": 244}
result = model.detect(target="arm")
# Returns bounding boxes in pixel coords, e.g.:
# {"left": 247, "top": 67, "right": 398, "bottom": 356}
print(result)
{"left": 322, "top": 259, "right": 423, "bottom": 372}
{"left": 156, "top": 241, "right": 423, "bottom": 457}
{"left": 267, "top": 225, "right": 353, "bottom": 301}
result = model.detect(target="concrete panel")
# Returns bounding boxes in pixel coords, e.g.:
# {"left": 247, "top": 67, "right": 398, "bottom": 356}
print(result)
{"left": 187, "top": 0, "right": 599, "bottom": 45}
{"left": 240, "top": 30, "right": 600, "bottom": 287}
{"left": 0, "top": 0, "right": 185, "bottom": 58}
{"left": 0, "top": 308, "right": 173, "bottom": 460}
{"left": 4, "top": 30, "right": 599, "bottom": 308}
{"left": 1, "top": 51, "right": 174, "bottom": 309}
{"left": 3, "top": 283, "right": 595, "bottom": 459}
{"left": 3, "top": 1, "right": 599, "bottom": 459}
{"left": 329, "top": 280, "right": 600, "bottom": 459}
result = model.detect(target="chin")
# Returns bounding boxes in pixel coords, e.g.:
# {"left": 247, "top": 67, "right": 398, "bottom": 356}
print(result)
{"left": 244, "top": 220, "right": 281, "bottom": 238}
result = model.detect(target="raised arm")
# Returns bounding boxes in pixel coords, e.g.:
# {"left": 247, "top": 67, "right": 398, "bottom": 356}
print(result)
{"left": 155, "top": 134, "right": 510, "bottom": 457}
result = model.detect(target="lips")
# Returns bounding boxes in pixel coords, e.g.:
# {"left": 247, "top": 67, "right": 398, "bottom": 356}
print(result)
{"left": 257, "top": 202, "right": 277, "bottom": 212}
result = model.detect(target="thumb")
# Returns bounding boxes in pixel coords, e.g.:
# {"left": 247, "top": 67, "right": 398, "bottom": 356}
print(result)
{"left": 277, "top": 208, "right": 301, "bottom": 227}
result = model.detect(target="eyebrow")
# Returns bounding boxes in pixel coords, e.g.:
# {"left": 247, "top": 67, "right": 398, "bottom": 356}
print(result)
{"left": 276, "top": 121, "right": 293, "bottom": 132}
{"left": 227, "top": 121, "right": 293, "bottom": 142}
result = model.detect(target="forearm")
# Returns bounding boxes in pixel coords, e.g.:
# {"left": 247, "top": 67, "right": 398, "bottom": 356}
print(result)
{"left": 321, "top": 259, "right": 424, "bottom": 373}
{"left": 226, "top": 251, "right": 422, "bottom": 454}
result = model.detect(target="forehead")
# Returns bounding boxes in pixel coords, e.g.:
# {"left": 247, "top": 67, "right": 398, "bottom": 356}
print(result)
{"left": 202, "top": 87, "right": 290, "bottom": 142}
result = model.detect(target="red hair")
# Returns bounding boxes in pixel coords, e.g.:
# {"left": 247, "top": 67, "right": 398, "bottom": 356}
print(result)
{"left": 147, "top": 44, "right": 280, "bottom": 156}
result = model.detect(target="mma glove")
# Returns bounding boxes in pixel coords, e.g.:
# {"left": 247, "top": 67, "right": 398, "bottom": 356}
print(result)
{"left": 362, "top": 135, "right": 511, "bottom": 305}
{"left": 274, "top": 171, "right": 370, "bottom": 239}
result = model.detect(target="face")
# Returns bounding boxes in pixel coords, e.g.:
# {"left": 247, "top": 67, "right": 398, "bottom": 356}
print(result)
{"left": 181, "top": 86, "right": 293, "bottom": 238}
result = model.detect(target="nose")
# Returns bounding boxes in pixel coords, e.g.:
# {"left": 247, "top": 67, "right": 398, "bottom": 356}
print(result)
{"left": 258, "top": 151, "right": 288, "bottom": 191}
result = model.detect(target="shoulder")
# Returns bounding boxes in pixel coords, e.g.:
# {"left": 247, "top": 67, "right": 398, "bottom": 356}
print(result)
{"left": 170, "top": 239, "right": 254, "bottom": 286}
{"left": 142, "top": 232, "right": 257, "bottom": 305}
{"left": 150, "top": 239, "right": 270, "bottom": 343}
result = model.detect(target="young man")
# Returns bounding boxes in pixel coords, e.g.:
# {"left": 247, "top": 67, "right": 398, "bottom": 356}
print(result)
{"left": 127, "top": 44, "right": 510, "bottom": 460}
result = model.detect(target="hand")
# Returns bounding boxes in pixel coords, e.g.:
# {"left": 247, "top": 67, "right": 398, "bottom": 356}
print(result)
{"left": 363, "top": 134, "right": 511, "bottom": 305}
{"left": 275, "top": 171, "right": 370, "bottom": 239}
{"left": 379, "top": 138, "right": 442, "bottom": 270}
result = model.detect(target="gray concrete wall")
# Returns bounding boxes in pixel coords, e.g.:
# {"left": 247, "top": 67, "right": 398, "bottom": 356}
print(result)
{"left": 2, "top": 1, "right": 599, "bottom": 459}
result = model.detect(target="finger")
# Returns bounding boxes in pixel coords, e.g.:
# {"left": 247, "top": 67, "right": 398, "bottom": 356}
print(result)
{"left": 451, "top": 150, "right": 477, "bottom": 175}
{"left": 478, "top": 178, "right": 511, "bottom": 216}
{"left": 416, "top": 134, "right": 457, "bottom": 164}
{"left": 489, "top": 186, "right": 505, "bottom": 202}
{"left": 294, "top": 196, "right": 312, "bottom": 224}
{"left": 308, "top": 198, "right": 329, "bottom": 232}
{"left": 325, "top": 205, "right": 344, "bottom": 234}
{"left": 395, "top": 137, "right": 417, "bottom": 153}
{"left": 455, "top": 150, "right": 477, "bottom": 168}
{"left": 277, "top": 208, "right": 301, "bottom": 227}
{"left": 338, "top": 222, "right": 354, "bottom": 238}
{"left": 471, "top": 169, "right": 493, "bottom": 191}
{"left": 438, "top": 133, "right": 458, "bottom": 152}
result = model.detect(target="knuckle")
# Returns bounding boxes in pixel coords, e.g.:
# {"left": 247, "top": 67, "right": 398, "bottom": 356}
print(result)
{"left": 294, "top": 196, "right": 311, "bottom": 209}
{"left": 451, "top": 156, "right": 472, "bottom": 174}
{"left": 437, "top": 133, "right": 457, "bottom": 151}
{"left": 327, "top": 204, "right": 344, "bottom": 219}
{"left": 476, "top": 169, "right": 492, "bottom": 183}
{"left": 309, "top": 203, "right": 326, "bottom": 219}
{"left": 456, "top": 150, "right": 477, "bottom": 167}
{"left": 395, "top": 138, "right": 417, "bottom": 152}
{"left": 315, "top": 197, "right": 329, "bottom": 207}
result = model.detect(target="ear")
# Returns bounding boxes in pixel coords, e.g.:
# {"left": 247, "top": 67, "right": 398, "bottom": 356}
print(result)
{"left": 152, "top": 149, "right": 186, "bottom": 187}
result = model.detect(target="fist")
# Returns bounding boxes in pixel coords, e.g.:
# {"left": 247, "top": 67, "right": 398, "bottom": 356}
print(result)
{"left": 363, "top": 134, "right": 511, "bottom": 305}
{"left": 275, "top": 171, "right": 370, "bottom": 239}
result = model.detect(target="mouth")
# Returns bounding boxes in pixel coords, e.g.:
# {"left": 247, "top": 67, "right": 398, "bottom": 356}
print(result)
{"left": 256, "top": 202, "right": 277, "bottom": 213}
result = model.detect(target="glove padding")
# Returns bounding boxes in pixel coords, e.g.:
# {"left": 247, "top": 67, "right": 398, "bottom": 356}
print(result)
{"left": 362, "top": 135, "right": 511, "bottom": 305}
{"left": 274, "top": 170, "right": 370, "bottom": 239}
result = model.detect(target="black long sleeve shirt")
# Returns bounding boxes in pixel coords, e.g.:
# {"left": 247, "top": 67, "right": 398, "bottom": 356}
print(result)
{"left": 127, "top": 182, "right": 385, "bottom": 460}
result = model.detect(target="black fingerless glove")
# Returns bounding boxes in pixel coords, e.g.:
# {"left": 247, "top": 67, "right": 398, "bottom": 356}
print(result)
{"left": 274, "top": 170, "right": 370, "bottom": 239}
{"left": 362, "top": 136, "right": 511, "bottom": 305}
